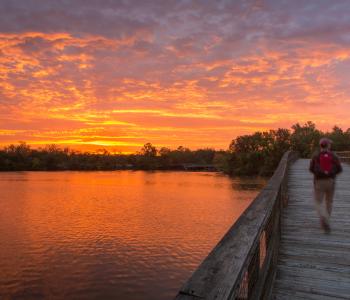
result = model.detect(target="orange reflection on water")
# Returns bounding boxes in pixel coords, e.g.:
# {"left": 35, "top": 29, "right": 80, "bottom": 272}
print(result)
{"left": 0, "top": 171, "right": 265, "bottom": 300}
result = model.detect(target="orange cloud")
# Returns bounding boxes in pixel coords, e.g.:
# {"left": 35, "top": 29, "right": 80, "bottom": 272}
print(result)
{"left": 1, "top": 2, "right": 350, "bottom": 152}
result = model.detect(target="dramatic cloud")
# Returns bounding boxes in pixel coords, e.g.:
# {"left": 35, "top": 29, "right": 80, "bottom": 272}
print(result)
{"left": 1, "top": 0, "right": 350, "bottom": 152}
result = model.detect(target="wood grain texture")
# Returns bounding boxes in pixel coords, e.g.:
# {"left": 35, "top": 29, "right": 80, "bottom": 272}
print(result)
{"left": 271, "top": 159, "right": 350, "bottom": 300}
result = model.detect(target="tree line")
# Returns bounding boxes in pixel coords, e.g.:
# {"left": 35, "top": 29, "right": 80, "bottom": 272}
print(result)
{"left": 0, "top": 142, "right": 219, "bottom": 172}
{"left": 1, "top": 122, "right": 349, "bottom": 175}
{"left": 227, "top": 122, "right": 350, "bottom": 176}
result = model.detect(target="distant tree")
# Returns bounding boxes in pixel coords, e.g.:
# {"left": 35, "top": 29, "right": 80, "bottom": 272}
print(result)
{"left": 263, "top": 128, "right": 291, "bottom": 174}
{"left": 31, "top": 157, "right": 44, "bottom": 170}
{"left": 140, "top": 143, "right": 157, "bottom": 157}
{"left": 137, "top": 143, "right": 158, "bottom": 169}
{"left": 229, "top": 132, "right": 272, "bottom": 154}
{"left": 290, "top": 121, "right": 321, "bottom": 157}
{"left": 327, "top": 126, "right": 350, "bottom": 151}
{"left": 194, "top": 148, "right": 216, "bottom": 164}
{"left": 213, "top": 151, "right": 231, "bottom": 173}
{"left": 5, "top": 142, "right": 31, "bottom": 170}
{"left": 159, "top": 147, "right": 171, "bottom": 156}
{"left": 159, "top": 147, "right": 171, "bottom": 168}
{"left": 228, "top": 131, "right": 273, "bottom": 175}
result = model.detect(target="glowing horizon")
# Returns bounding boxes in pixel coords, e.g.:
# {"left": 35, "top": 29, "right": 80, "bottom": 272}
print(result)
{"left": 1, "top": 1, "right": 350, "bottom": 153}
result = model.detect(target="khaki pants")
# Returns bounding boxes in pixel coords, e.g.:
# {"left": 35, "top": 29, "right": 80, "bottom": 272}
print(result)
{"left": 314, "top": 178, "right": 335, "bottom": 224}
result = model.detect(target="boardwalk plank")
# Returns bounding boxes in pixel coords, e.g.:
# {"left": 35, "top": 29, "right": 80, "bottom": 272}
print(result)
{"left": 273, "top": 289, "right": 344, "bottom": 300}
{"left": 271, "top": 159, "right": 350, "bottom": 299}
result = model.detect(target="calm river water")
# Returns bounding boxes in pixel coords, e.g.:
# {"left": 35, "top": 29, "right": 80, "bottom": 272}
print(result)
{"left": 0, "top": 171, "right": 265, "bottom": 300}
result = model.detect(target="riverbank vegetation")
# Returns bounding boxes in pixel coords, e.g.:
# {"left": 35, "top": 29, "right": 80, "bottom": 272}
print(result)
{"left": 227, "top": 122, "right": 350, "bottom": 176}
{"left": 1, "top": 122, "right": 349, "bottom": 175}
{"left": 0, "top": 142, "right": 219, "bottom": 172}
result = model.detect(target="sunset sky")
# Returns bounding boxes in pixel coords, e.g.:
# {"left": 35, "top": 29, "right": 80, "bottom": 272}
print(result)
{"left": 1, "top": 0, "right": 350, "bottom": 153}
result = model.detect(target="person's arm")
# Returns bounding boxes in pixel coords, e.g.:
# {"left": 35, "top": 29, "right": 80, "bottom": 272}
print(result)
{"left": 309, "top": 156, "right": 316, "bottom": 174}
{"left": 333, "top": 153, "right": 343, "bottom": 174}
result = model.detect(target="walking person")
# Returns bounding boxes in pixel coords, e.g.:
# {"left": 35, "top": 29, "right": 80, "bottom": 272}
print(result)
{"left": 309, "top": 138, "right": 342, "bottom": 233}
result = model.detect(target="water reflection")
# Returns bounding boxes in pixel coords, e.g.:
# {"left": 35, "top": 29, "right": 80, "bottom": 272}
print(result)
{"left": 0, "top": 171, "right": 265, "bottom": 300}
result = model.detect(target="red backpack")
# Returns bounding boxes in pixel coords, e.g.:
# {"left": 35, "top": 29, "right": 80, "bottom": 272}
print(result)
{"left": 318, "top": 151, "right": 333, "bottom": 174}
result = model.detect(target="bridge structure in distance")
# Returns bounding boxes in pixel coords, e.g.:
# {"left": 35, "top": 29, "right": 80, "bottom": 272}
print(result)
{"left": 174, "top": 151, "right": 350, "bottom": 300}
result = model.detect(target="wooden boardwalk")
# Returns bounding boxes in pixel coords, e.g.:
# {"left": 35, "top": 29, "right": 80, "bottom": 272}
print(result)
{"left": 272, "top": 159, "right": 350, "bottom": 299}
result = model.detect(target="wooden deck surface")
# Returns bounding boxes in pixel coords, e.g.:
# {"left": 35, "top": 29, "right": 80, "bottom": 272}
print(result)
{"left": 272, "top": 158, "right": 350, "bottom": 300}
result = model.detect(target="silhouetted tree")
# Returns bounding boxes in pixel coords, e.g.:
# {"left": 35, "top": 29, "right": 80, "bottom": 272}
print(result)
{"left": 140, "top": 143, "right": 157, "bottom": 157}
{"left": 227, "top": 122, "right": 349, "bottom": 176}
{"left": 290, "top": 121, "right": 321, "bottom": 157}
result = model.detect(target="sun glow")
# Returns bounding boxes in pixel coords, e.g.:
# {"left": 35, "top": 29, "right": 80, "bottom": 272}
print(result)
{"left": 1, "top": 2, "right": 350, "bottom": 152}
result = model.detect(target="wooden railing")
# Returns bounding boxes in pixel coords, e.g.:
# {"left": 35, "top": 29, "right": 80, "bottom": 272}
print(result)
{"left": 335, "top": 151, "right": 350, "bottom": 163}
{"left": 174, "top": 151, "right": 299, "bottom": 300}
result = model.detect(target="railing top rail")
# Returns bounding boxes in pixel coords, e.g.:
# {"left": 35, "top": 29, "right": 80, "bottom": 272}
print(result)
{"left": 175, "top": 151, "right": 298, "bottom": 300}
{"left": 335, "top": 151, "right": 350, "bottom": 155}
{"left": 335, "top": 151, "right": 350, "bottom": 163}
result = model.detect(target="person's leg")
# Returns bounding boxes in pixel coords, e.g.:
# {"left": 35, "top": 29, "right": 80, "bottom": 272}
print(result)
{"left": 314, "top": 180, "right": 325, "bottom": 217}
{"left": 314, "top": 180, "right": 329, "bottom": 232}
{"left": 325, "top": 178, "right": 335, "bottom": 218}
